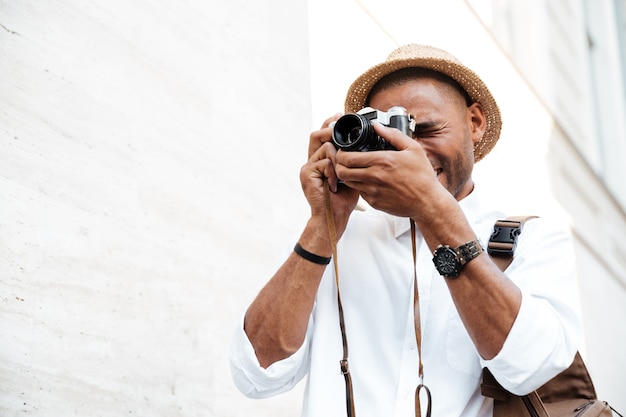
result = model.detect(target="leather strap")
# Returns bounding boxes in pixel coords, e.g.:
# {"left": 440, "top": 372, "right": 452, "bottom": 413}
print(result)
{"left": 323, "top": 181, "right": 356, "bottom": 417}
{"left": 411, "top": 219, "right": 432, "bottom": 417}
{"left": 410, "top": 220, "right": 423, "bottom": 383}
{"left": 323, "top": 178, "right": 428, "bottom": 417}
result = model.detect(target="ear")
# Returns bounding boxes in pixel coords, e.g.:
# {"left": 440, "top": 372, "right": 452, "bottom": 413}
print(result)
{"left": 467, "top": 102, "right": 487, "bottom": 145}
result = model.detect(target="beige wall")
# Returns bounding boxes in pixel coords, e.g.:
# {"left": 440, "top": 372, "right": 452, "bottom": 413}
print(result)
{"left": 1, "top": 1, "right": 308, "bottom": 416}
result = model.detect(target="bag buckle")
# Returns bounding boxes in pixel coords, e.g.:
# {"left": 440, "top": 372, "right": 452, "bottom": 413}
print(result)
{"left": 488, "top": 220, "right": 522, "bottom": 257}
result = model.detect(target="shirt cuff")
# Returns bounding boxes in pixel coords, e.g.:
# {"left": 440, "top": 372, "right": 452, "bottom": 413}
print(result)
{"left": 229, "top": 313, "right": 310, "bottom": 398}
{"left": 480, "top": 289, "right": 579, "bottom": 395}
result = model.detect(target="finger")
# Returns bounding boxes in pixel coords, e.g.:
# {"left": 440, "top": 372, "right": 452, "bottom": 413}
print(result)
{"left": 302, "top": 156, "right": 339, "bottom": 196}
{"left": 321, "top": 158, "right": 339, "bottom": 193}
{"left": 308, "top": 113, "right": 342, "bottom": 158}
{"left": 335, "top": 164, "right": 370, "bottom": 190}
{"left": 310, "top": 141, "right": 338, "bottom": 163}
{"left": 307, "top": 142, "right": 340, "bottom": 186}
{"left": 373, "top": 122, "right": 416, "bottom": 150}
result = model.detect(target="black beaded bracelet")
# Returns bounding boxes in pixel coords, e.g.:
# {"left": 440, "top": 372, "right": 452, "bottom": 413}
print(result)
{"left": 294, "top": 243, "right": 332, "bottom": 265}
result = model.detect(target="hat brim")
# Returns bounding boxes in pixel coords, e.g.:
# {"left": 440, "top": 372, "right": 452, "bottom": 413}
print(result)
{"left": 344, "top": 50, "right": 501, "bottom": 162}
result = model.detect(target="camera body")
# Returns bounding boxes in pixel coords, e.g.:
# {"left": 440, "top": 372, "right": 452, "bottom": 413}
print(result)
{"left": 332, "top": 106, "right": 415, "bottom": 151}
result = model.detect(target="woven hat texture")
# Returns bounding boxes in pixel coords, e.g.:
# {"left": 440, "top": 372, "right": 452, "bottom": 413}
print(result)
{"left": 344, "top": 44, "right": 502, "bottom": 162}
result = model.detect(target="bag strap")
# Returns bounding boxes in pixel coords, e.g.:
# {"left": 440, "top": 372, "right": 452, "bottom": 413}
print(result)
{"left": 483, "top": 216, "right": 600, "bottom": 417}
{"left": 487, "top": 216, "right": 537, "bottom": 270}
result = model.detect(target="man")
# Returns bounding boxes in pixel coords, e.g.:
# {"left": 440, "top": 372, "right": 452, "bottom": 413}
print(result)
{"left": 230, "top": 44, "right": 582, "bottom": 417}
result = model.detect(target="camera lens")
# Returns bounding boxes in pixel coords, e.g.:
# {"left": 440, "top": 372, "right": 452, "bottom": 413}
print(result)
{"left": 332, "top": 113, "right": 375, "bottom": 151}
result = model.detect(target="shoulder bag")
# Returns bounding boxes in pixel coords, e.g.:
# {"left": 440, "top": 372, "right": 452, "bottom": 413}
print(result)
{"left": 482, "top": 217, "right": 622, "bottom": 417}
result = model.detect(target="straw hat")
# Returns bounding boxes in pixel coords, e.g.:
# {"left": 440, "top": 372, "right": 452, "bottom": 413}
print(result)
{"left": 344, "top": 44, "right": 502, "bottom": 162}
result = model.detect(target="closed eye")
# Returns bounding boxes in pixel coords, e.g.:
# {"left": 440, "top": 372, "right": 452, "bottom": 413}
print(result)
{"left": 413, "top": 128, "right": 442, "bottom": 139}
{"left": 412, "top": 121, "right": 448, "bottom": 139}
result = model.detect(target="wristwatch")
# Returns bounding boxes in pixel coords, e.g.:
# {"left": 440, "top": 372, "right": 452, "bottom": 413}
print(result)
{"left": 432, "top": 239, "right": 483, "bottom": 278}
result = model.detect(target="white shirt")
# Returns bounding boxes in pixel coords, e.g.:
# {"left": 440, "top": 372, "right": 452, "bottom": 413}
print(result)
{"left": 230, "top": 187, "right": 582, "bottom": 417}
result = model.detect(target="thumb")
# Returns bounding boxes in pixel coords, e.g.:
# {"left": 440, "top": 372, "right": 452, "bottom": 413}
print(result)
{"left": 373, "top": 122, "right": 415, "bottom": 150}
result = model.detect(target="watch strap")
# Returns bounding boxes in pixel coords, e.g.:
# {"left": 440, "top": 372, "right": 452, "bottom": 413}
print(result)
{"left": 456, "top": 239, "right": 483, "bottom": 265}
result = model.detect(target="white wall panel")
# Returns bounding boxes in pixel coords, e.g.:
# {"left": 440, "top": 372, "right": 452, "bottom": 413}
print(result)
{"left": 1, "top": 1, "right": 310, "bottom": 416}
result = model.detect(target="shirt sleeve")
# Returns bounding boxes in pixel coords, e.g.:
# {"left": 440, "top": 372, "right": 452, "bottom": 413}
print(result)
{"left": 480, "top": 216, "right": 583, "bottom": 395}
{"left": 229, "top": 312, "right": 312, "bottom": 399}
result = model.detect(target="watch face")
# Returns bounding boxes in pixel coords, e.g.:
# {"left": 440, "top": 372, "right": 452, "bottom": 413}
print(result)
{"left": 434, "top": 247, "right": 461, "bottom": 277}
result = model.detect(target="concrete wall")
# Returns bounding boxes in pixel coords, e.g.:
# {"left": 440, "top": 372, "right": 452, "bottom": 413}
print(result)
{"left": 1, "top": 1, "right": 309, "bottom": 416}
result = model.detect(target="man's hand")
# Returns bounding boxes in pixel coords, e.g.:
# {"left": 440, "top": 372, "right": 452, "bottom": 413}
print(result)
{"left": 335, "top": 122, "right": 452, "bottom": 220}
{"left": 300, "top": 115, "right": 360, "bottom": 242}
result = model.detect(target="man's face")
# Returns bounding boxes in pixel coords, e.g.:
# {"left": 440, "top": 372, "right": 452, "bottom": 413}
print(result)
{"left": 367, "top": 77, "right": 483, "bottom": 200}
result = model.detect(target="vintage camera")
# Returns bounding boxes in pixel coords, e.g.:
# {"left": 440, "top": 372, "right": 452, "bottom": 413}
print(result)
{"left": 332, "top": 106, "right": 415, "bottom": 151}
